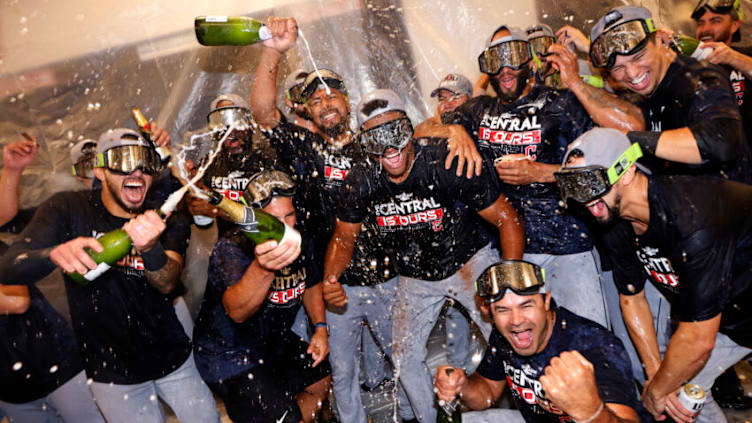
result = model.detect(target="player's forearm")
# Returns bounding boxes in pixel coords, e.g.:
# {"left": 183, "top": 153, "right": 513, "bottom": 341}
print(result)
{"left": 323, "top": 226, "right": 357, "bottom": 280}
{"left": 0, "top": 167, "right": 22, "bottom": 227}
{"left": 729, "top": 50, "right": 752, "bottom": 77}
{"left": 223, "top": 260, "right": 275, "bottom": 323}
{"left": 0, "top": 284, "right": 30, "bottom": 314}
{"left": 460, "top": 375, "right": 503, "bottom": 410}
{"left": 479, "top": 196, "right": 524, "bottom": 260}
{"left": 303, "top": 283, "right": 326, "bottom": 325}
{"left": 250, "top": 47, "right": 283, "bottom": 128}
{"left": 569, "top": 80, "right": 645, "bottom": 131}
{"left": 143, "top": 248, "right": 182, "bottom": 294}
{"left": 620, "top": 292, "right": 662, "bottom": 379}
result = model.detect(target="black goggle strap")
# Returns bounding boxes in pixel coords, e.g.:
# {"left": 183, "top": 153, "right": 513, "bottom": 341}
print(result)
{"left": 475, "top": 260, "right": 546, "bottom": 302}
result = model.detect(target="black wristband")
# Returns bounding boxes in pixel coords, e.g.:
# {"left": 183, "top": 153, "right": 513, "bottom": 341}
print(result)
{"left": 626, "top": 131, "right": 660, "bottom": 156}
{"left": 141, "top": 242, "right": 168, "bottom": 271}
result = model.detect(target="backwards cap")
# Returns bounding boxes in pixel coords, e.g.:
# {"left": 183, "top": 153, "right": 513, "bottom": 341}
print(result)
{"left": 562, "top": 128, "right": 651, "bottom": 175}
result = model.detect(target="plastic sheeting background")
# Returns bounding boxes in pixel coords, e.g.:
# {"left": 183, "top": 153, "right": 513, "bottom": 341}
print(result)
{"left": 1, "top": 0, "right": 751, "bottom": 208}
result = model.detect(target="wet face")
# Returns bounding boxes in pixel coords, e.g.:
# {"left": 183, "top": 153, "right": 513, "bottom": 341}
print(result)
{"left": 695, "top": 9, "right": 740, "bottom": 44}
{"left": 437, "top": 90, "right": 469, "bottom": 122}
{"left": 306, "top": 88, "right": 349, "bottom": 140}
{"left": 214, "top": 100, "right": 250, "bottom": 154}
{"left": 491, "top": 291, "right": 553, "bottom": 356}
{"left": 488, "top": 30, "right": 532, "bottom": 103}
{"left": 97, "top": 168, "right": 153, "bottom": 215}
{"left": 262, "top": 196, "right": 296, "bottom": 227}
{"left": 566, "top": 156, "right": 621, "bottom": 224}
{"left": 609, "top": 39, "right": 668, "bottom": 97}
{"left": 362, "top": 111, "right": 415, "bottom": 182}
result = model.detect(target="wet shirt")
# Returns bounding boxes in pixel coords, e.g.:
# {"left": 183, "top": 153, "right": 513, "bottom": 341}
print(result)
{"left": 0, "top": 190, "right": 192, "bottom": 384}
{"left": 263, "top": 118, "right": 396, "bottom": 286}
{"left": 0, "top": 285, "right": 83, "bottom": 403}
{"left": 338, "top": 143, "right": 498, "bottom": 281}
{"left": 603, "top": 176, "right": 752, "bottom": 348}
{"left": 635, "top": 54, "right": 750, "bottom": 181}
{"left": 727, "top": 46, "right": 752, "bottom": 150}
{"left": 193, "top": 228, "right": 320, "bottom": 383}
{"left": 449, "top": 87, "right": 593, "bottom": 255}
{"left": 477, "top": 307, "right": 640, "bottom": 422}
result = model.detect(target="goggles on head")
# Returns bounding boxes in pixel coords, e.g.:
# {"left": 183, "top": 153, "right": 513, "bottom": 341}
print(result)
{"left": 590, "top": 18, "right": 656, "bottom": 68}
{"left": 286, "top": 82, "right": 306, "bottom": 105}
{"left": 529, "top": 35, "right": 555, "bottom": 58}
{"left": 242, "top": 170, "right": 296, "bottom": 209}
{"left": 476, "top": 260, "right": 546, "bottom": 303}
{"left": 95, "top": 144, "right": 162, "bottom": 175}
{"left": 72, "top": 155, "right": 96, "bottom": 179}
{"left": 301, "top": 78, "right": 348, "bottom": 104}
{"left": 554, "top": 143, "right": 643, "bottom": 204}
{"left": 207, "top": 106, "right": 253, "bottom": 133}
{"left": 358, "top": 117, "right": 413, "bottom": 156}
{"left": 478, "top": 40, "right": 532, "bottom": 75}
{"left": 692, "top": 0, "right": 743, "bottom": 19}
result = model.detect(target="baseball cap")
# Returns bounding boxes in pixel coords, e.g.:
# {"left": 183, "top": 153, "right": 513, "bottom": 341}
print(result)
{"left": 210, "top": 93, "right": 249, "bottom": 112}
{"left": 300, "top": 69, "right": 348, "bottom": 103}
{"left": 486, "top": 25, "right": 529, "bottom": 48}
{"left": 284, "top": 68, "right": 309, "bottom": 104}
{"left": 526, "top": 23, "right": 555, "bottom": 39}
{"left": 243, "top": 169, "right": 296, "bottom": 209}
{"left": 691, "top": 0, "right": 744, "bottom": 42}
{"left": 70, "top": 139, "right": 97, "bottom": 164}
{"left": 356, "top": 89, "right": 407, "bottom": 127}
{"left": 97, "top": 128, "right": 150, "bottom": 154}
{"left": 430, "top": 73, "right": 473, "bottom": 98}
{"left": 562, "top": 128, "right": 651, "bottom": 175}
{"left": 590, "top": 6, "right": 654, "bottom": 46}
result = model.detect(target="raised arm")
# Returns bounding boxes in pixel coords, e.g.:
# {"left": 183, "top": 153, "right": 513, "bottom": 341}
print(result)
{"left": 250, "top": 17, "right": 298, "bottom": 128}
{"left": 0, "top": 137, "right": 38, "bottom": 227}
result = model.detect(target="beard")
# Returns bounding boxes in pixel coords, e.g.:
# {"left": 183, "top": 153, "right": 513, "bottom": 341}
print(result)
{"left": 595, "top": 192, "right": 621, "bottom": 226}
{"left": 699, "top": 28, "right": 731, "bottom": 43}
{"left": 106, "top": 177, "right": 147, "bottom": 215}
{"left": 490, "top": 67, "right": 531, "bottom": 104}
{"left": 321, "top": 120, "right": 347, "bottom": 139}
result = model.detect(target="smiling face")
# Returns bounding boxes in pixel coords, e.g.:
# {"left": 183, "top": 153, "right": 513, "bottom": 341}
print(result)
{"left": 487, "top": 29, "right": 532, "bottom": 103}
{"left": 609, "top": 38, "right": 671, "bottom": 97}
{"left": 436, "top": 90, "right": 469, "bottom": 120}
{"left": 491, "top": 291, "right": 553, "bottom": 356}
{"left": 362, "top": 110, "right": 415, "bottom": 183}
{"left": 565, "top": 156, "right": 622, "bottom": 225}
{"left": 95, "top": 168, "right": 154, "bottom": 216}
{"left": 694, "top": 9, "right": 741, "bottom": 44}
{"left": 305, "top": 88, "right": 350, "bottom": 140}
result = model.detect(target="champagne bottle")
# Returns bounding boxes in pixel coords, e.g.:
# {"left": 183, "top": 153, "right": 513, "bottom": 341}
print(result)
{"left": 437, "top": 368, "right": 462, "bottom": 423}
{"left": 670, "top": 35, "right": 712, "bottom": 60}
{"left": 131, "top": 106, "right": 172, "bottom": 163}
{"left": 194, "top": 16, "right": 272, "bottom": 46}
{"left": 67, "top": 228, "right": 133, "bottom": 285}
{"left": 205, "top": 190, "right": 302, "bottom": 247}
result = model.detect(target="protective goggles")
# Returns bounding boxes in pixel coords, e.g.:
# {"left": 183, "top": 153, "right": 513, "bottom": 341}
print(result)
{"left": 286, "top": 82, "right": 306, "bottom": 104}
{"left": 589, "top": 19, "right": 656, "bottom": 68}
{"left": 95, "top": 145, "right": 162, "bottom": 175}
{"left": 72, "top": 155, "right": 96, "bottom": 179}
{"left": 358, "top": 117, "right": 413, "bottom": 156}
{"left": 242, "top": 170, "right": 296, "bottom": 209}
{"left": 478, "top": 40, "right": 532, "bottom": 75}
{"left": 529, "top": 35, "right": 555, "bottom": 57}
{"left": 554, "top": 143, "right": 643, "bottom": 204}
{"left": 692, "top": 0, "right": 742, "bottom": 19}
{"left": 300, "top": 77, "right": 347, "bottom": 104}
{"left": 476, "top": 260, "right": 546, "bottom": 303}
{"left": 207, "top": 106, "right": 253, "bottom": 133}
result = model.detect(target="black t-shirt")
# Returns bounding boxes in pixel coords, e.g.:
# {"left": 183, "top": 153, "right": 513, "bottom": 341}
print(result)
{"left": 727, "top": 46, "right": 752, "bottom": 150}
{"left": 193, "top": 228, "right": 320, "bottom": 383}
{"left": 476, "top": 307, "right": 640, "bottom": 422}
{"left": 604, "top": 176, "right": 752, "bottom": 348}
{"left": 636, "top": 54, "right": 751, "bottom": 181}
{"left": 263, "top": 118, "right": 396, "bottom": 286}
{"left": 0, "top": 285, "right": 83, "bottom": 403}
{"left": 338, "top": 143, "right": 500, "bottom": 281}
{"left": 202, "top": 148, "right": 274, "bottom": 237}
{"left": 449, "top": 87, "right": 593, "bottom": 255}
{"left": 0, "top": 190, "right": 192, "bottom": 384}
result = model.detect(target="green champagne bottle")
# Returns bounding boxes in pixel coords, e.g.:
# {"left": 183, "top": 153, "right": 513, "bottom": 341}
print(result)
{"left": 206, "top": 190, "right": 302, "bottom": 247}
{"left": 131, "top": 106, "right": 171, "bottom": 163}
{"left": 670, "top": 35, "right": 712, "bottom": 60}
{"left": 68, "top": 228, "right": 133, "bottom": 285}
{"left": 194, "top": 16, "right": 272, "bottom": 46}
{"left": 437, "top": 368, "right": 462, "bottom": 423}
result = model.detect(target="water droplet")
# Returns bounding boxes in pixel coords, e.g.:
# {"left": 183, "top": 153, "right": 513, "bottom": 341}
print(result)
{"left": 149, "top": 394, "right": 157, "bottom": 402}
{"left": 49, "top": 365, "right": 58, "bottom": 373}
{"left": 627, "top": 284, "right": 636, "bottom": 293}
{"left": 12, "top": 362, "right": 23, "bottom": 371}
{"left": 56, "top": 119, "right": 63, "bottom": 125}
{"left": 19, "top": 16, "right": 27, "bottom": 24}
{"left": 20, "top": 27, "right": 28, "bottom": 35}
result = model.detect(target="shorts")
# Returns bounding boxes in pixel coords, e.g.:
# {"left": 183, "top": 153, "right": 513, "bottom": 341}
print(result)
{"left": 208, "top": 331, "right": 331, "bottom": 423}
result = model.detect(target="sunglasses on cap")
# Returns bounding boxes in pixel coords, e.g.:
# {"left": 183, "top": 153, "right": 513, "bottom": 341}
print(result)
{"left": 476, "top": 260, "right": 546, "bottom": 303}
{"left": 554, "top": 143, "right": 643, "bottom": 204}
{"left": 692, "top": 0, "right": 742, "bottom": 19}
{"left": 242, "top": 170, "right": 296, "bottom": 209}
{"left": 95, "top": 144, "right": 163, "bottom": 175}
{"left": 590, "top": 18, "right": 656, "bottom": 68}
{"left": 358, "top": 117, "right": 413, "bottom": 156}
{"left": 478, "top": 40, "right": 532, "bottom": 75}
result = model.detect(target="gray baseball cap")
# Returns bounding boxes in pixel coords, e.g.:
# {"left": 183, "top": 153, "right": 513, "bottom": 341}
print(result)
{"left": 562, "top": 128, "right": 651, "bottom": 175}
{"left": 97, "top": 128, "right": 150, "bottom": 154}
{"left": 357, "top": 89, "right": 407, "bottom": 127}
{"left": 210, "top": 93, "right": 249, "bottom": 111}
{"left": 486, "top": 25, "right": 528, "bottom": 49}
{"left": 70, "top": 139, "right": 97, "bottom": 163}
{"left": 430, "top": 73, "right": 473, "bottom": 98}
{"left": 526, "top": 23, "right": 555, "bottom": 39}
{"left": 590, "top": 6, "right": 654, "bottom": 44}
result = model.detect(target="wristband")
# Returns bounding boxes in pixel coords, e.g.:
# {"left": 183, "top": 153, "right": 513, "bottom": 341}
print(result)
{"left": 626, "top": 131, "right": 660, "bottom": 156}
{"left": 141, "top": 242, "right": 168, "bottom": 271}
{"left": 576, "top": 401, "right": 604, "bottom": 423}
{"left": 314, "top": 322, "right": 329, "bottom": 334}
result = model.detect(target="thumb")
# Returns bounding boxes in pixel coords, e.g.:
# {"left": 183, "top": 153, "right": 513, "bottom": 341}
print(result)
{"left": 325, "top": 275, "right": 338, "bottom": 284}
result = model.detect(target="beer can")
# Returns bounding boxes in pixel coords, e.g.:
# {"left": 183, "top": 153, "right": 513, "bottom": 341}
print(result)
{"left": 678, "top": 383, "right": 706, "bottom": 413}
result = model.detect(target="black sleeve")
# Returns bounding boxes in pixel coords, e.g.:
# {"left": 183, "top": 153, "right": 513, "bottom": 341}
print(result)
{"left": 161, "top": 208, "right": 191, "bottom": 257}
{"left": 262, "top": 115, "right": 312, "bottom": 166}
{"left": 336, "top": 165, "right": 370, "bottom": 224}
{"left": 302, "top": 233, "right": 322, "bottom": 288}
{"left": 603, "top": 224, "right": 646, "bottom": 296}
{"left": 444, "top": 96, "right": 489, "bottom": 138}
{"left": 475, "top": 329, "right": 508, "bottom": 381}
{"left": 0, "top": 195, "right": 70, "bottom": 285}
{"left": 558, "top": 90, "right": 594, "bottom": 143}
{"left": 443, "top": 153, "right": 501, "bottom": 211}
{"left": 0, "top": 207, "right": 38, "bottom": 234}
{"left": 671, "top": 228, "right": 731, "bottom": 322}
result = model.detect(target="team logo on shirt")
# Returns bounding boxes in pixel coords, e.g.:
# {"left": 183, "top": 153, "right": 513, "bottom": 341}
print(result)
{"left": 211, "top": 171, "right": 251, "bottom": 202}
{"left": 268, "top": 266, "right": 307, "bottom": 305}
{"left": 730, "top": 70, "right": 746, "bottom": 106}
{"left": 322, "top": 151, "right": 352, "bottom": 182}
{"left": 503, "top": 361, "right": 570, "bottom": 421}
{"left": 478, "top": 113, "right": 541, "bottom": 158}
{"left": 636, "top": 246, "right": 679, "bottom": 292}
{"left": 92, "top": 230, "right": 144, "bottom": 277}
{"left": 374, "top": 193, "right": 444, "bottom": 232}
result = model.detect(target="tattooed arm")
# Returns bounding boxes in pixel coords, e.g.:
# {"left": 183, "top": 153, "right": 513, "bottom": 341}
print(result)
{"left": 144, "top": 250, "right": 183, "bottom": 294}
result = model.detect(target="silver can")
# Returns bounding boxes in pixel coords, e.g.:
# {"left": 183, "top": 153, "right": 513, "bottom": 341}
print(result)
{"left": 678, "top": 383, "right": 706, "bottom": 414}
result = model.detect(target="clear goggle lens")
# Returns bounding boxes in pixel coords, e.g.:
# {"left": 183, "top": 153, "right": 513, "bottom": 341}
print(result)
{"left": 243, "top": 170, "right": 296, "bottom": 209}
{"left": 358, "top": 117, "right": 413, "bottom": 156}
{"left": 478, "top": 40, "right": 532, "bottom": 75}
{"left": 476, "top": 260, "right": 546, "bottom": 302}
{"left": 590, "top": 20, "right": 651, "bottom": 68}
{"left": 72, "top": 156, "right": 96, "bottom": 179}
{"left": 553, "top": 166, "right": 611, "bottom": 204}
{"left": 529, "top": 36, "right": 555, "bottom": 57}
{"left": 96, "top": 145, "right": 162, "bottom": 175}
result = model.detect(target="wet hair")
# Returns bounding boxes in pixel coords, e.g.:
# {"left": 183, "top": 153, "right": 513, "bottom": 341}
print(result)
{"left": 361, "top": 99, "right": 390, "bottom": 117}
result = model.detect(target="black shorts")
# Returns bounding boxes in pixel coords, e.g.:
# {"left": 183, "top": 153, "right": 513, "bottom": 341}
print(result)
{"left": 208, "top": 331, "right": 331, "bottom": 423}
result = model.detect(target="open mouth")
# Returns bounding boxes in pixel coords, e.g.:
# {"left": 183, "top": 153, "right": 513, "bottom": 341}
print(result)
{"left": 122, "top": 178, "right": 146, "bottom": 204}
{"left": 500, "top": 75, "right": 517, "bottom": 90}
{"left": 586, "top": 198, "right": 607, "bottom": 218}
{"left": 509, "top": 328, "right": 533, "bottom": 350}
{"left": 382, "top": 148, "right": 405, "bottom": 169}
{"left": 320, "top": 110, "right": 341, "bottom": 125}
{"left": 699, "top": 34, "right": 714, "bottom": 42}
{"left": 628, "top": 72, "right": 649, "bottom": 91}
